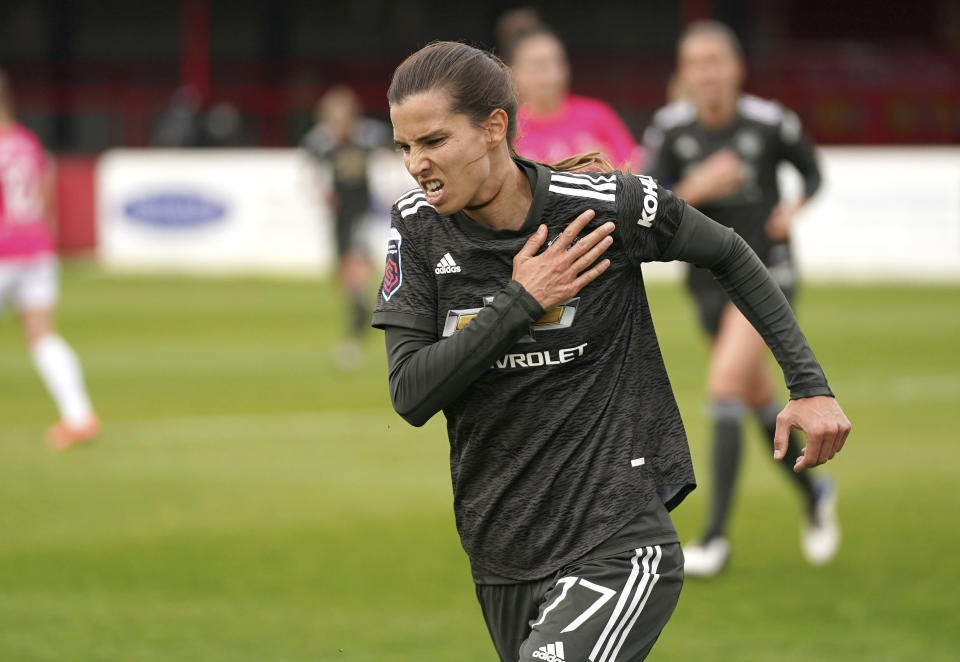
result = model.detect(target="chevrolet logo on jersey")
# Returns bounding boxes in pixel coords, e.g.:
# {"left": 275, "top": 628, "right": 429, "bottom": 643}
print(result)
{"left": 442, "top": 297, "right": 580, "bottom": 342}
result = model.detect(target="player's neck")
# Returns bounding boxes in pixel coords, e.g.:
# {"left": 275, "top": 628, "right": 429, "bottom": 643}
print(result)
{"left": 462, "top": 155, "right": 532, "bottom": 231}
{"left": 0, "top": 111, "right": 13, "bottom": 129}
{"left": 698, "top": 95, "right": 737, "bottom": 130}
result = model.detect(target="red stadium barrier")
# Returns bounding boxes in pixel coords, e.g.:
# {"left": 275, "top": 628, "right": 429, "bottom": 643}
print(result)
{"left": 54, "top": 156, "right": 97, "bottom": 254}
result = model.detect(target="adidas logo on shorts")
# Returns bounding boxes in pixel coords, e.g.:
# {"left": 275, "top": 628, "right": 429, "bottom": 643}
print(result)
{"left": 435, "top": 252, "right": 461, "bottom": 274}
{"left": 532, "top": 641, "right": 565, "bottom": 661}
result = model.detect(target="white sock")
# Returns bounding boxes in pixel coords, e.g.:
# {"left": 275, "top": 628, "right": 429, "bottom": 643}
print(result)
{"left": 30, "top": 333, "right": 94, "bottom": 426}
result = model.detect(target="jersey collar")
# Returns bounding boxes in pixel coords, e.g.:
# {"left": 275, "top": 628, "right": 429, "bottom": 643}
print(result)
{"left": 451, "top": 156, "right": 550, "bottom": 239}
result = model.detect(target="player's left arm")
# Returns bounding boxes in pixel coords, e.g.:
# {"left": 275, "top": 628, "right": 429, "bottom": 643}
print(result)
{"left": 766, "top": 108, "right": 823, "bottom": 241}
{"left": 778, "top": 108, "right": 822, "bottom": 198}
{"left": 616, "top": 174, "right": 851, "bottom": 471}
{"left": 664, "top": 205, "right": 850, "bottom": 471}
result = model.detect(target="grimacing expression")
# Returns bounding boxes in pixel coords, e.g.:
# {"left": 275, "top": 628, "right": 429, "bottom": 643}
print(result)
{"left": 678, "top": 33, "right": 742, "bottom": 108}
{"left": 390, "top": 89, "right": 495, "bottom": 215}
{"left": 511, "top": 33, "right": 569, "bottom": 109}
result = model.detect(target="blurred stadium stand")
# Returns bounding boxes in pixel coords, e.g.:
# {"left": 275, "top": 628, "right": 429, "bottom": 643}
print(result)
{"left": 2, "top": 0, "right": 958, "bottom": 152}
{"left": 1, "top": 0, "right": 957, "bottom": 255}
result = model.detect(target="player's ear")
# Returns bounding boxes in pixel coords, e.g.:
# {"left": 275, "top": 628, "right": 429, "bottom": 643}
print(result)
{"left": 482, "top": 108, "right": 509, "bottom": 148}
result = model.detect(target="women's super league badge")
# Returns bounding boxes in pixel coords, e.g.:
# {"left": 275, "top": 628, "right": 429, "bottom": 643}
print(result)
{"left": 382, "top": 227, "right": 403, "bottom": 300}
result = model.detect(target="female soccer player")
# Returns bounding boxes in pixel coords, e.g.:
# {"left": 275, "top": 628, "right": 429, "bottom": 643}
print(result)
{"left": 0, "top": 69, "right": 99, "bottom": 449}
{"left": 302, "top": 85, "right": 390, "bottom": 368}
{"left": 644, "top": 21, "right": 835, "bottom": 577}
{"left": 508, "top": 26, "right": 639, "bottom": 172}
{"left": 373, "top": 41, "right": 850, "bottom": 661}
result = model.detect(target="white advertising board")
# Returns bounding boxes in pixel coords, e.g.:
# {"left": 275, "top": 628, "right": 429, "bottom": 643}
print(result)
{"left": 100, "top": 150, "right": 355, "bottom": 275}
{"left": 98, "top": 147, "right": 960, "bottom": 282}
{"left": 787, "top": 147, "right": 960, "bottom": 282}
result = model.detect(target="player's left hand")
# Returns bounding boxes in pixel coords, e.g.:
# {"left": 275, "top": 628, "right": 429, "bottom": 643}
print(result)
{"left": 764, "top": 201, "right": 802, "bottom": 242}
{"left": 774, "top": 396, "right": 851, "bottom": 472}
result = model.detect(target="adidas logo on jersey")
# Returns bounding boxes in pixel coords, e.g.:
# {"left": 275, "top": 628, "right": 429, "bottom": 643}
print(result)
{"left": 532, "top": 641, "right": 565, "bottom": 661}
{"left": 435, "top": 252, "right": 462, "bottom": 274}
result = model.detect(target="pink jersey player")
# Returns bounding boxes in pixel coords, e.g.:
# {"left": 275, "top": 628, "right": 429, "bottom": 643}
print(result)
{"left": 508, "top": 28, "right": 639, "bottom": 171}
{"left": 0, "top": 69, "right": 98, "bottom": 449}
{"left": 0, "top": 123, "right": 54, "bottom": 257}
{"left": 516, "top": 93, "right": 639, "bottom": 171}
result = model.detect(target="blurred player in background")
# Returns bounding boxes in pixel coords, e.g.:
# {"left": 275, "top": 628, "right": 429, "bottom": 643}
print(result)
{"left": 0, "top": 69, "right": 99, "bottom": 449}
{"left": 506, "top": 25, "right": 640, "bottom": 171}
{"left": 643, "top": 21, "right": 836, "bottom": 577}
{"left": 302, "top": 85, "right": 390, "bottom": 368}
{"left": 376, "top": 41, "right": 850, "bottom": 661}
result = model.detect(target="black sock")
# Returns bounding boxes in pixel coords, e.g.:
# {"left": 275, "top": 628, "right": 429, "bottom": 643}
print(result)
{"left": 702, "top": 399, "right": 744, "bottom": 543}
{"left": 755, "top": 401, "right": 817, "bottom": 519}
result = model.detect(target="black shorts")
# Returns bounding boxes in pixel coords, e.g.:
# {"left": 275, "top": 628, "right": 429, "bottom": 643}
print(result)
{"left": 687, "top": 245, "right": 797, "bottom": 338}
{"left": 333, "top": 210, "right": 365, "bottom": 259}
{"left": 476, "top": 544, "right": 683, "bottom": 662}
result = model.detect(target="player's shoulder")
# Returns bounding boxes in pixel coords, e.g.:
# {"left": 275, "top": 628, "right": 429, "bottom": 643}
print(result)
{"left": 566, "top": 93, "right": 617, "bottom": 117}
{"left": 301, "top": 125, "right": 333, "bottom": 155}
{"left": 14, "top": 123, "right": 41, "bottom": 140}
{"left": 356, "top": 118, "right": 391, "bottom": 148}
{"left": 738, "top": 94, "right": 804, "bottom": 141}
{"left": 644, "top": 100, "right": 696, "bottom": 151}
{"left": 545, "top": 168, "right": 619, "bottom": 213}
{"left": 616, "top": 169, "right": 684, "bottom": 238}
{"left": 737, "top": 94, "right": 788, "bottom": 126}
{"left": 650, "top": 99, "right": 697, "bottom": 132}
{"left": 2, "top": 123, "right": 43, "bottom": 150}
{"left": 392, "top": 188, "right": 439, "bottom": 227}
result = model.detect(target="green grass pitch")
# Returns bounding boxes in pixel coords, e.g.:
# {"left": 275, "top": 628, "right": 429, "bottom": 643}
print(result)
{"left": 1, "top": 261, "right": 958, "bottom": 661}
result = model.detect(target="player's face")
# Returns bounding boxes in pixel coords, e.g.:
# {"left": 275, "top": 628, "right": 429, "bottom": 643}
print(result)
{"left": 511, "top": 34, "right": 569, "bottom": 108}
{"left": 391, "top": 89, "right": 494, "bottom": 215}
{"left": 321, "top": 94, "right": 359, "bottom": 139}
{"left": 678, "top": 34, "right": 742, "bottom": 107}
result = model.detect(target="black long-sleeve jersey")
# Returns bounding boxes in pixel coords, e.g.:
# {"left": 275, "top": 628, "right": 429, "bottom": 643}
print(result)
{"left": 644, "top": 94, "right": 821, "bottom": 266}
{"left": 372, "top": 158, "right": 831, "bottom": 581}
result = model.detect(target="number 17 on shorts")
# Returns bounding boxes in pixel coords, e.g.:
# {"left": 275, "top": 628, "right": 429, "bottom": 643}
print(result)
{"left": 521, "top": 544, "right": 683, "bottom": 662}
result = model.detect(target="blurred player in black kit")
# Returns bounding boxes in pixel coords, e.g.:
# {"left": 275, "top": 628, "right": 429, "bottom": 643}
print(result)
{"left": 302, "top": 85, "right": 389, "bottom": 368}
{"left": 373, "top": 41, "right": 850, "bottom": 661}
{"left": 644, "top": 21, "right": 838, "bottom": 577}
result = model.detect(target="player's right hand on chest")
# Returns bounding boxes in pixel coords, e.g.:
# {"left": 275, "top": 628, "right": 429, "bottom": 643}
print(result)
{"left": 511, "top": 209, "right": 615, "bottom": 310}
